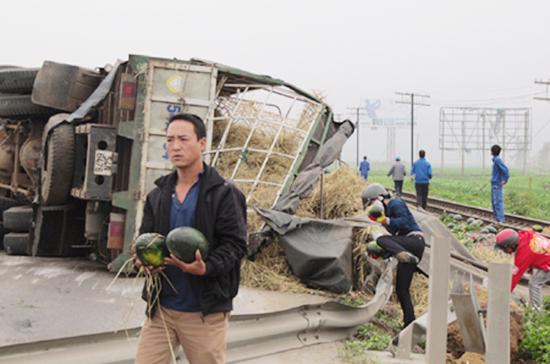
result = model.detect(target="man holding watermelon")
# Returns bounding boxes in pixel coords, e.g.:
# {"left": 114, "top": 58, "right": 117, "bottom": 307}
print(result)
{"left": 134, "top": 113, "right": 247, "bottom": 364}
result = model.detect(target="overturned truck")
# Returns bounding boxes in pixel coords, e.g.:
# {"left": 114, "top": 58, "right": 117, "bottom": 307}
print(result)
{"left": 0, "top": 55, "right": 347, "bottom": 271}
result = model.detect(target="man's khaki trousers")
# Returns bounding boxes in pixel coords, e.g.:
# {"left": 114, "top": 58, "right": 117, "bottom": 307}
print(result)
{"left": 136, "top": 306, "right": 229, "bottom": 364}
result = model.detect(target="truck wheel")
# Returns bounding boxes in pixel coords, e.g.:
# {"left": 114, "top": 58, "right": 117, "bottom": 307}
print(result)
{"left": 0, "top": 94, "right": 55, "bottom": 117}
{"left": 41, "top": 123, "right": 75, "bottom": 205}
{"left": 0, "top": 196, "right": 20, "bottom": 214}
{"left": 3, "top": 232, "right": 29, "bottom": 255}
{"left": 0, "top": 221, "right": 8, "bottom": 249}
{"left": 3, "top": 205, "right": 33, "bottom": 232}
{"left": 0, "top": 68, "right": 38, "bottom": 94}
{"left": 31, "top": 61, "right": 104, "bottom": 112}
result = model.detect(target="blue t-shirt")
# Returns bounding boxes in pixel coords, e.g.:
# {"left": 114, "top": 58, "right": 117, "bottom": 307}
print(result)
{"left": 160, "top": 177, "right": 203, "bottom": 312}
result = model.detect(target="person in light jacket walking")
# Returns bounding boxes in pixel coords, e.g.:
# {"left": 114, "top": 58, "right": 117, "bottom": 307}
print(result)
{"left": 387, "top": 156, "right": 406, "bottom": 196}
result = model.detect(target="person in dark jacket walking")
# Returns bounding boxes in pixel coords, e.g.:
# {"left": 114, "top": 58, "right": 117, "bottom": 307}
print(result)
{"left": 411, "top": 150, "right": 432, "bottom": 209}
{"left": 387, "top": 156, "right": 406, "bottom": 196}
{"left": 134, "top": 113, "right": 247, "bottom": 364}
{"left": 362, "top": 183, "right": 425, "bottom": 328}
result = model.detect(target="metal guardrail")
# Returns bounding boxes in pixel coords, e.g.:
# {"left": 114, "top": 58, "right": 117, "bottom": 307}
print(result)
{"left": 0, "top": 260, "right": 397, "bottom": 364}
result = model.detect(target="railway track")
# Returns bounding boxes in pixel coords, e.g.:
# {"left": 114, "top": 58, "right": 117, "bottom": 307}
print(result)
{"left": 396, "top": 190, "right": 550, "bottom": 238}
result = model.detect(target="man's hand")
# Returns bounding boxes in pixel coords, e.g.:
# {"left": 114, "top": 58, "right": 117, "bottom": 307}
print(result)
{"left": 133, "top": 255, "right": 164, "bottom": 274}
{"left": 165, "top": 250, "right": 207, "bottom": 276}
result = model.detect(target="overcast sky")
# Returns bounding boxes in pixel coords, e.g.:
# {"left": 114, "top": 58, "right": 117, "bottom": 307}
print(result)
{"left": 3, "top": 0, "right": 550, "bottom": 169}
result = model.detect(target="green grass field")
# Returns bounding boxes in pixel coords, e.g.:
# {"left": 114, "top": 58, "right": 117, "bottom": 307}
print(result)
{"left": 367, "top": 167, "right": 550, "bottom": 221}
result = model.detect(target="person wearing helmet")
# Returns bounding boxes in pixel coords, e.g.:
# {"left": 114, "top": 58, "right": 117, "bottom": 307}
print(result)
{"left": 362, "top": 183, "right": 426, "bottom": 327}
{"left": 387, "top": 156, "right": 406, "bottom": 196}
{"left": 495, "top": 228, "right": 550, "bottom": 310}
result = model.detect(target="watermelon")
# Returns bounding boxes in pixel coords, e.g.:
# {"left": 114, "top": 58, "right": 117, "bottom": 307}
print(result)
{"left": 134, "top": 233, "right": 168, "bottom": 267}
{"left": 166, "top": 227, "right": 209, "bottom": 263}
{"left": 367, "top": 200, "right": 385, "bottom": 219}
{"left": 366, "top": 240, "right": 385, "bottom": 257}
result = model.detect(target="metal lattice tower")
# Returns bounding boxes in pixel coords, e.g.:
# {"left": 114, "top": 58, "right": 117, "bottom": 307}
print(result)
{"left": 439, "top": 107, "right": 531, "bottom": 173}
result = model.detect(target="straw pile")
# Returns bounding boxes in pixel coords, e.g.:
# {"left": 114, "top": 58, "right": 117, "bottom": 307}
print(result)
{"left": 211, "top": 99, "right": 306, "bottom": 233}
{"left": 469, "top": 244, "right": 512, "bottom": 264}
{"left": 241, "top": 165, "right": 372, "bottom": 295}
{"left": 240, "top": 238, "right": 334, "bottom": 296}
{"left": 296, "top": 165, "right": 367, "bottom": 219}
{"left": 411, "top": 274, "right": 430, "bottom": 317}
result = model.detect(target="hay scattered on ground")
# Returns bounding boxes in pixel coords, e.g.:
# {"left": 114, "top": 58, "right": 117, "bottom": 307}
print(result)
{"left": 469, "top": 244, "right": 513, "bottom": 264}
{"left": 411, "top": 274, "right": 430, "bottom": 317}
{"left": 297, "top": 165, "right": 367, "bottom": 219}
{"left": 240, "top": 239, "right": 333, "bottom": 296}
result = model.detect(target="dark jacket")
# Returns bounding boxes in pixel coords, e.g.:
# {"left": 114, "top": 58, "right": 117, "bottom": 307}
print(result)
{"left": 385, "top": 197, "right": 421, "bottom": 236}
{"left": 139, "top": 163, "right": 247, "bottom": 317}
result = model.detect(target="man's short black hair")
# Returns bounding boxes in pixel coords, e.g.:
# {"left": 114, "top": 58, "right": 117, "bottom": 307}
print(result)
{"left": 491, "top": 144, "right": 501, "bottom": 156}
{"left": 167, "top": 113, "right": 206, "bottom": 140}
{"left": 419, "top": 150, "right": 426, "bottom": 158}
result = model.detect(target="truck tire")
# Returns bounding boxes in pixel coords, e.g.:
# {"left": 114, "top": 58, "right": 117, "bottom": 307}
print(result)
{"left": 0, "top": 94, "right": 55, "bottom": 117}
{"left": 0, "top": 221, "right": 8, "bottom": 249}
{"left": 3, "top": 232, "right": 29, "bottom": 255}
{"left": 41, "top": 123, "right": 75, "bottom": 205}
{"left": 3, "top": 205, "right": 33, "bottom": 232}
{"left": 32, "top": 62, "right": 104, "bottom": 112}
{"left": 0, "top": 196, "right": 20, "bottom": 214}
{"left": 0, "top": 68, "right": 38, "bottom": 94}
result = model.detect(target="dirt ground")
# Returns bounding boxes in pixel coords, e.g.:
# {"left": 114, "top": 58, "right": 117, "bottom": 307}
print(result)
{"left": 446, "top": 308, "right": 524, "bottom": 363}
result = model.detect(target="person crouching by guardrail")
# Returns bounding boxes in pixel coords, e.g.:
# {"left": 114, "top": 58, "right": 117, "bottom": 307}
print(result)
{"left": 495, "top": 228, "right": 550, "bottom": 311}
{"left": 362, "top": 183, "right": 426, "bottom": 328}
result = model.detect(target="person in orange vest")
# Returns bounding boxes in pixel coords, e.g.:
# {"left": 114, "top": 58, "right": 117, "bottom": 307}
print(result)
{"left": 495, "top": 228, "right": 550, "bottom": 310}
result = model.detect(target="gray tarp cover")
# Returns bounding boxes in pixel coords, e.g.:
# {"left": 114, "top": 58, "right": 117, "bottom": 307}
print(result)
{"left": 273, "top": 121, "right": 354, "bottom": 214}
{"left": 256, "top": 207, "right": 478, "bottom": 293}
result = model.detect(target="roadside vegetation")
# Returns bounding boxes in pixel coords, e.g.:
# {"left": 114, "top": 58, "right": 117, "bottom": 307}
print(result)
{"left": 519, "top": 299, "right": 550, "bottom": 363}
{"left": 368, "top": 167, "right": 550, "bottom": 221}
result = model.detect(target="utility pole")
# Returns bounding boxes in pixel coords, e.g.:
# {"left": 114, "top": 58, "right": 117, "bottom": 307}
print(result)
{"left": 395, "top": 92, "right": 430, "bottom": 169}
{"left": 534, "top": 79, "right": 550, "bottom": 101}
{"left": 347, "top": 106, "right": 368, "bottom": 169}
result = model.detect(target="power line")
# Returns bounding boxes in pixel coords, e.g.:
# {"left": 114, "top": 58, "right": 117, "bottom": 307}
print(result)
{"left": 395, "top": 92, "right": 431, "bottom": 170}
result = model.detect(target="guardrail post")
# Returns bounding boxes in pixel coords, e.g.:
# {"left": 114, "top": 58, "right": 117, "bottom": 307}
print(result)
{"left": 486, "top": 263, "right": 512, "bottom": 364}
{"left": 425, "top": 236, "right": 451, "bottom": 364}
